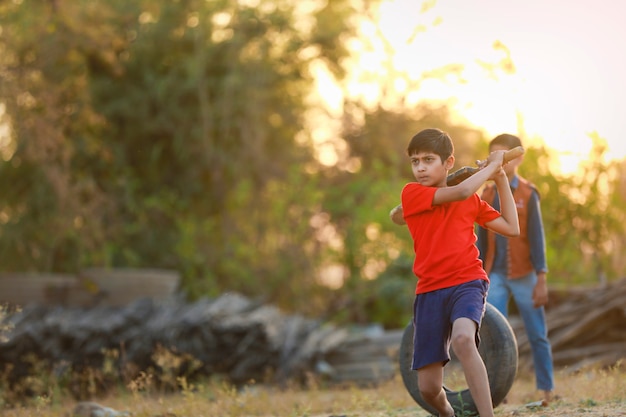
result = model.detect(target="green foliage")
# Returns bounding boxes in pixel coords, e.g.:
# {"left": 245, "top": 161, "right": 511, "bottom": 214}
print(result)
{"left": 361, "top": 254, "right": 414, "bottom": 329}
{"left": 519, "top": 136, "right": 626, "bottom": 284}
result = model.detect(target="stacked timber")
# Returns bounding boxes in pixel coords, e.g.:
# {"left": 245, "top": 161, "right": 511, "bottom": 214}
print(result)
{"left": 0, "top": 292, "right": 384, "bottom": 399}
{"left": 320, "top": 325, "right": 400, "bottom": 385}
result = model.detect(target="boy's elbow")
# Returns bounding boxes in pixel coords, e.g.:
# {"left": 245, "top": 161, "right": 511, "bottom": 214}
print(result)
{"left": 508, "top": 226, "right": 521, "bottom": 237}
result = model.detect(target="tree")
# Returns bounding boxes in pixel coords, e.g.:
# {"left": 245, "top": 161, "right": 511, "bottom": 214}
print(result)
{"left": 0, "top": 0, "right": 375, "bottom": 313}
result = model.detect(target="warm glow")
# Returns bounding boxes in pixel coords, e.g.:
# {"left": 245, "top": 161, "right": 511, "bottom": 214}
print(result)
{"left": 317, "top": 264, "right": 347, "bottom": 289}
{"left": 318, "top": 0, "right": 626, "bottom": 175}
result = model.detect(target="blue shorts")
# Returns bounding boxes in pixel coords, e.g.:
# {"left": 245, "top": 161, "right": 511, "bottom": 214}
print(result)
{"left": 411, "top": 279, "right": 488, "bottom": 370}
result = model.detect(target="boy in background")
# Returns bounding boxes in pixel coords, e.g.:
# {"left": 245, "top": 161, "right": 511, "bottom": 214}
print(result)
{"left": 395, "top": 128, "right": 520, "bottom": 417}
{"left": 476, "top": 133, "right": 554, "bottom": 405}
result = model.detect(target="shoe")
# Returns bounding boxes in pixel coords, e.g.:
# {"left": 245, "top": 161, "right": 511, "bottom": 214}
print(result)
{"left": 525, "top": 399, "right": 548, "bottom": 409}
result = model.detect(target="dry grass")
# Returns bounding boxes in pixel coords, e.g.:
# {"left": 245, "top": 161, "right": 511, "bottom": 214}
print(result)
{"left": 1, "top": 363, "right": 625, "bottom": 417}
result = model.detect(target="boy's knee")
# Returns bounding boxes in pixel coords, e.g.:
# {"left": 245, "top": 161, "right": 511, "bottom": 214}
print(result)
{"left": 418, "top": 384, "right": 441, "bottom": 401}
{"left": 451, "top": 332, "right": 476, "bottom": 357}
{"left": 418, "top": 376, "right": 442, "bottom": 400}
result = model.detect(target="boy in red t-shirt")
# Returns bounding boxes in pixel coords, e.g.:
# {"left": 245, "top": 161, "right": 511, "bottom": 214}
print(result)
{"left": 393, "top": 128, "right": 520, "bottom": 417}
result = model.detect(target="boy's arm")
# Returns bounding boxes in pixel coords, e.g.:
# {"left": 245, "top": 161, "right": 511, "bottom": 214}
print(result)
{"left": 431, "top": 150, "right": 505, "bottom": 205}
{"left": 483, "top": 170, "right": 520, "bottom": 237}
{"left": 527, "top": 191, "right": 549, "bottom": 307}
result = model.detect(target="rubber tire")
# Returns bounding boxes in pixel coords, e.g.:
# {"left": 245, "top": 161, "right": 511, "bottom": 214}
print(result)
{"left": 399, "top": 303, "right": 518, "bottom": 416}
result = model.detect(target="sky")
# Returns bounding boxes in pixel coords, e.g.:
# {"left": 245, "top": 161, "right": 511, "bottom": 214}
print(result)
{"left": 332, "top": 0, "right": 626, "bottom": 174}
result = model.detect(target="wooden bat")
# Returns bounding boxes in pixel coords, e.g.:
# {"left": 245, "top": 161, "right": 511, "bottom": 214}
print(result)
{"left": 446, "top": 146, "right": 525, "bottom": 185}
{"left": 390, "top": 146, "right": 525, "bottom": 225}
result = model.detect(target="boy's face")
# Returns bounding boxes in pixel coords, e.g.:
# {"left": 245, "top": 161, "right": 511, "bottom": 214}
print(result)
{"left": 409, "top": 151, "right": 454, "bottom": 187}
{"left": 490, "top": 144, "right": 522, "bottom": 177}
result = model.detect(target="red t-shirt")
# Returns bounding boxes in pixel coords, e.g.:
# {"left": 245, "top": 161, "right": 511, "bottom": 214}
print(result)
{"left": 401, "top": 182, "right": 501, "bottom": 294}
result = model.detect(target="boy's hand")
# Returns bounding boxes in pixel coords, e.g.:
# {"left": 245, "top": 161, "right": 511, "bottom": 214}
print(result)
{"left": 490, "top": 167, "right": 507, "bottom": 182}
{"left": 533, "top": 272, "right": 549, "bottom": 307}
{"left": 390, "top": 204, "right": 406, "bottom": 225}
{"left": 486, "top": 150, "right": 506, "bottom": 167}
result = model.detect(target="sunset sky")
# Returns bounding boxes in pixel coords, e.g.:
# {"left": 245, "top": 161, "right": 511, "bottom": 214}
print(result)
{"left": 331, "top": 0, "right": 625, "bottom": 174}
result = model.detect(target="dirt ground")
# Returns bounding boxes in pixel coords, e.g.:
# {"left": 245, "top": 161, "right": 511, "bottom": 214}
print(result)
{"left": 2, "top": 365, "right": 625, "bottom": 417}
{"left": 305, "top": 397, "right": 626, "bottom": 417}
{"left": 495, "top": 401, "right": 626, "bottom": 417}
{"left": 304, "top": 364, "right": 626, "bottom": 417}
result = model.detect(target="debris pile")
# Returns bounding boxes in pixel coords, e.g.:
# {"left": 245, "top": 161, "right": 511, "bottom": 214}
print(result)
{"left": 0, "top": 292, "right": 393, "bottom": 398}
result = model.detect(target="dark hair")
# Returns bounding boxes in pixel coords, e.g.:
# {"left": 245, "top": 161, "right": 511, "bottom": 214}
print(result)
{"left": 406, "top": 128, "right": 454, "bottom": 162}
{"left": 490, "top": 133, "right": 522, "bottom": 150}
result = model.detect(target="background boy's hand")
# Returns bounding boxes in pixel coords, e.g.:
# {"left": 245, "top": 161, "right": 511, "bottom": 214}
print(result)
{"left": 533, "top": 272, "right": 549, "bottom": 307}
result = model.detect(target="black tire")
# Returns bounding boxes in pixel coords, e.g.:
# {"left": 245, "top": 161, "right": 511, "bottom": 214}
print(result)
{"left": 399, "top": 303, "right": 518, "bottom": 416}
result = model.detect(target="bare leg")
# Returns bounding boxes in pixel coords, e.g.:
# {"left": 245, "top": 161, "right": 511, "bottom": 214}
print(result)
{"left": 451, "top": 317, "right": 494, "bottom": 417}
{"left": 417, "top": 363, "right": 455, "bottom": 417}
